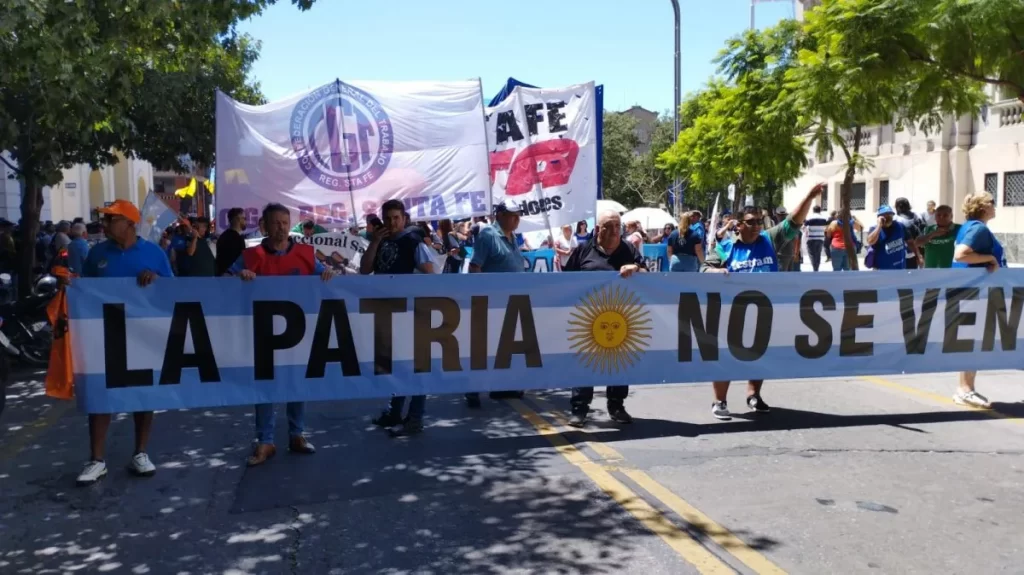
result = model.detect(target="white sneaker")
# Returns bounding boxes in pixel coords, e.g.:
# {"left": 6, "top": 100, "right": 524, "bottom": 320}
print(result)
{"left": 129, "top": 452, "right": 157, "bottom": 477}
{"left": 76, "top": 461, "right": 107, "bottom": 486}
{"left": 954, "top": 390, "right": 992, "bottom": 409}
{"left": 712, "top": 401, "right": 731, "bottom": 420}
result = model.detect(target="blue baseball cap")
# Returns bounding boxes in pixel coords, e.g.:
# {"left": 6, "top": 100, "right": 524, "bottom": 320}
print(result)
{"left": 494, "top": 199, "right": 522, "bottom": 215}
{"left": 877, "top": 205, "right": 895, "bottom": 216}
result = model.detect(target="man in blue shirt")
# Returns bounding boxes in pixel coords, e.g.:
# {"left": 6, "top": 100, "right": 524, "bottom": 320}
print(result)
{"left": 75, "top": 199, "right": 174, "bottom": 487}
{"left": 465, "top": 199, "right": 526, "bottom": 407}
{"left": 66, "top": 222, "right": 91, "bottom": 275}
{"left": 469, "top": 200, "right": 527, "bottom": 273}
{"left": 866, "top": 205, "right": 907, "bottom": 270}
{"left": 701, "top": 184, "right": 824, "bottom": 420}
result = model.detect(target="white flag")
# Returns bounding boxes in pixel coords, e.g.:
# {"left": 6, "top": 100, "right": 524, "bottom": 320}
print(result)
{"left": 708, "top": 193, "right": 721, "bottom": 250}
{"left": 487, "top": 83, "right": 598, "bottom": 233}
{"left": 138, "top": 193, "right": 178, "bottom": 244}
{"left": 215, "top": 80, "right": 491, "bottom": 231}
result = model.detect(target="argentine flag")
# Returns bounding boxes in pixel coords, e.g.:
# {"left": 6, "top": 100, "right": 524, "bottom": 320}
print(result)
{"left": 139, "top": 193, "right": 178, "bottom": 244}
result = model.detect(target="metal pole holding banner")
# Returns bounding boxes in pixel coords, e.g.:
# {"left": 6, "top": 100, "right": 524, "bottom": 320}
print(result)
{"left": 670, "top": 0, "right": 681, "bottom": 217}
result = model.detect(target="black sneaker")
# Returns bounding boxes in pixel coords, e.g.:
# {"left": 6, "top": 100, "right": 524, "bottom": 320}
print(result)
{"left": 466, "top": 394, "right": 482, "bottom": 409}
{"left": 567, "top": 412, "right": 588, "bottom": 428}
{"left": 608, "top": 407, "right": 633, "bottom": 424}
{"left": 372, "top": 410, "right": 404, "bottom": 427}
{"left": 389, "top": 418, "right": 424, "bottom": 437}
{"left": 746, "top": 395, "right": 771, "bottom": 413}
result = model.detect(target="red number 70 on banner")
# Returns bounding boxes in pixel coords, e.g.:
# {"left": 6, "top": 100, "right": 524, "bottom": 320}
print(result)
{"left": 489, "top": 139, "right": 580, "bottom": 197}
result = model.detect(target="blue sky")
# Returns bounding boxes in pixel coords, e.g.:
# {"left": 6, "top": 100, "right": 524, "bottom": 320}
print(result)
{"left": 239, "top": 0, "right": 794, "bottom": 115}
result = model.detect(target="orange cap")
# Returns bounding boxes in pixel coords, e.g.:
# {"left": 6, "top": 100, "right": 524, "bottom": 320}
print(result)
{"left": 97, "top": 199, "right": 142, "bottom": 224}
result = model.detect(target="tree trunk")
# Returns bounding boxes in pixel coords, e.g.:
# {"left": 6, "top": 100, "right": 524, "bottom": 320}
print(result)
{"left": 842, "top": 127, "right": 864, "bottom": 271}
{"left": 840, "top": 168, "right": 859, "bottom": 271}
{"left": 18, "top": 174, "right": 43, "bottom": 299}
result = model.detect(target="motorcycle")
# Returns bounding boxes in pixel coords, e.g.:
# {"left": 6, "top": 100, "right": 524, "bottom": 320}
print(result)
{"left": 0, "top": 274, "right": 52, "bottom": 367}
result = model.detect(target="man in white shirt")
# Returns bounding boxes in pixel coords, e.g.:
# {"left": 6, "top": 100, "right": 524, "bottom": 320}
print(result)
{"left": 802, "top": 206, "right": 829, "bottom": 271}
{"left": 553, "top": 224, "right": 578, "bottom": 270}
{"left": 923, "top": 201, "right": 937, "bottom": 226}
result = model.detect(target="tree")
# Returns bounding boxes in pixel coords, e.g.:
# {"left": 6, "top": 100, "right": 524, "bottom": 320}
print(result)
{"left": 789, "top": 0, "right": 986, "bottom": 269}
{"left": 658, "top": 22, "right": 809, "bottom": 213}
{"left": 910, "top": 0, "right": 1024, "bottom": 104}
{"left": 0, "top": 0, "right": 313, "bottom": 296}
{"left": 601, "top": 111, "right": 639, "bottom": 207}
{"left": 619, "top": 114, "right": 675, "bottom": 209}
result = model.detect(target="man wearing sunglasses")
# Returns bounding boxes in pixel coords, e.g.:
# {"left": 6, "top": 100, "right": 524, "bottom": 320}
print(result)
{"left": 75, "top": 200, "right": 174, "bottom": 485}
{"left": 700, "top": 183, "right": 825, "bottom": 420}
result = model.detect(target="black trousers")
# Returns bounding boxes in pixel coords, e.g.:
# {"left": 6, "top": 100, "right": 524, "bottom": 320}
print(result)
{"left": 570, "top": 386, "right": 628, "bottom": 414}
{"left": 806, "top": 240, "right": 824, "bottom": 271}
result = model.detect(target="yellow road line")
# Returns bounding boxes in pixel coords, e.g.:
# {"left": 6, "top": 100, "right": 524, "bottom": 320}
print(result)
{"left": 528, "top": 396, "right": 623, "bottom": 462}
{"left": 859, "top": 376, "right": 1024, "bottom": 424}
{"left": 506, "top": 398, "right": 735, "bottom": 575}
{"left": 622, "top": 469, "right": 788, "bottom": 575}
{"left": 526, "top": 396, "right": 787, "bottom": 575}
{"left": 0, "top": 399, "right": 73, "bottom": 462}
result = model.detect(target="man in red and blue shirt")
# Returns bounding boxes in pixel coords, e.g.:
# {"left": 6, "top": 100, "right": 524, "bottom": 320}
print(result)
{"left": 226, "top": 203, "right": 334, "bottom": 466}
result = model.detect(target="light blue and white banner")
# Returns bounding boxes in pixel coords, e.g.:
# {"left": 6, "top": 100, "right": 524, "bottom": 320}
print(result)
{"left": 138, "top": 193, "right": 178, "bottom": 244}
{"left": 69, "top": 270, "right": 1024, "bottom": 413}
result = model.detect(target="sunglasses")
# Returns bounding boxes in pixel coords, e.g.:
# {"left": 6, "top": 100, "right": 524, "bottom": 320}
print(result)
{"left": 740, "top": 218, "right": 762, "bottom": 227}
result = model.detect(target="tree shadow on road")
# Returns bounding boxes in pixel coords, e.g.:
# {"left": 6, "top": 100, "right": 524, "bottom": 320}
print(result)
{"left": 0, "top": 386, "right": 697, "bottom": 575}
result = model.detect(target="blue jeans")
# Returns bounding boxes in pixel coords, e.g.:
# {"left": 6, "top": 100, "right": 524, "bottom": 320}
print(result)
{"left": 388, "top": 395, "right": 426, "bottom": 420}
{"left": 670, "top": 254, "right": 699, "bottom": 272}
{"left": 830, "top": 248, "right": 850, "bottom": 271}
{"left": 254, "top": 402, "right": 305, "bottom": 445}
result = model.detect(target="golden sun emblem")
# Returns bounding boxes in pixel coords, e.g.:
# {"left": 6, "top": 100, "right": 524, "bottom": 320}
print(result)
{"left": 567, "top": 285, "right": 652, "bottom": 374}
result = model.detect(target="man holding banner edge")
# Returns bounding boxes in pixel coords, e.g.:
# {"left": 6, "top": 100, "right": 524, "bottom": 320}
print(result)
{"left": 75, "top": 200, "right": 174, "bottom": 486}
{"left": 701, "top": 183, "right": 825, "bottom": 420}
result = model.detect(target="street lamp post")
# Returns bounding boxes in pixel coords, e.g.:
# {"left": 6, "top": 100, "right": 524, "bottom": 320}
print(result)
{"left": 671, "top": 0, "right": 681, "bottom": 217}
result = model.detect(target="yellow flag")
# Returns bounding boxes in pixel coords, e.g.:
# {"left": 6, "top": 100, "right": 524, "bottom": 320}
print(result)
{"left": 174, "top": 178, "right": 197, "bottom": 198}
{"left": 204, "top": 179, "right": 214, "bottom": 195}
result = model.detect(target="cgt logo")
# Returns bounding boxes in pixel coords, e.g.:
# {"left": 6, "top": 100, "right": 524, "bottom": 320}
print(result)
{"left": 290, "top": 81, "right": 394, "bottom": 192}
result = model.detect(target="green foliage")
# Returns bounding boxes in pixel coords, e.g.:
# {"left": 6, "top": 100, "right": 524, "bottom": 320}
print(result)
{"left": 600, "top": 111, "right": 639, "bottom": 207}
{"left": 621, "top": 114, "right": 675, "bottom": 209}
{"left": 658, "top": 22, "right": 808, "bottom": 206}
{"left": 789, "top": 0, "right": 987, "bottom": 166}
{"left": 915, "top": 0, "right": 1024, "bottom": 103}
{"left": 0, "top": 0, "right": 314, "bottom": 294}
{"left": 601, "top": 111, "right": 679, "bottom": 210}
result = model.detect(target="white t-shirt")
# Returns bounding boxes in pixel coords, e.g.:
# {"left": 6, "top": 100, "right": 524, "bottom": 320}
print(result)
{"left": 554, "top": 234, "right": 578, "bottom": 267}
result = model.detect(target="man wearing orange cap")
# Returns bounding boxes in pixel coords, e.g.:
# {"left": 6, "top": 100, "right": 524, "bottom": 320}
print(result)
{"left": 75, "top": 199, "right": 174, "bottom": 486}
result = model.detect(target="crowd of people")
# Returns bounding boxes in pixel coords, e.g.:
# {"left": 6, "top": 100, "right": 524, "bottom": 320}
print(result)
{"left": 45, "top": 184, "right": 1006, "bottom": 487}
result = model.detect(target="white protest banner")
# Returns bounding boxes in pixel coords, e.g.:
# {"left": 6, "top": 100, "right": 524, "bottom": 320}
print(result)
{"left": 487, "top": 83, "right": 598, "bottom": 233}
{"left": 216, "top": 80, "right": 492, "bottom": 231}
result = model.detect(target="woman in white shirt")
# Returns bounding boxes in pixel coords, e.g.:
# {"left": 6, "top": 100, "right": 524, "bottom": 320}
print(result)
{"left": 553, "top": 224, "right": 578, "bottom": 270}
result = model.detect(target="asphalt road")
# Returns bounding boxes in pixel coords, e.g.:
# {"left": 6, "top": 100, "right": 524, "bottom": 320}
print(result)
{"left": 2, "top": 367, "right": 1024, "bottom": 575}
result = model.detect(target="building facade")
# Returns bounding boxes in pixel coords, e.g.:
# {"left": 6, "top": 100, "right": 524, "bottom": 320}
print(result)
{"left": 784, "top": 0, "right": 1024, "bottom": 261}
{"left": 0, "top": 151, "right": 155, "bottom": 223}
{"left": 620, "top": 105, "right": 659, "bottom": 156}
